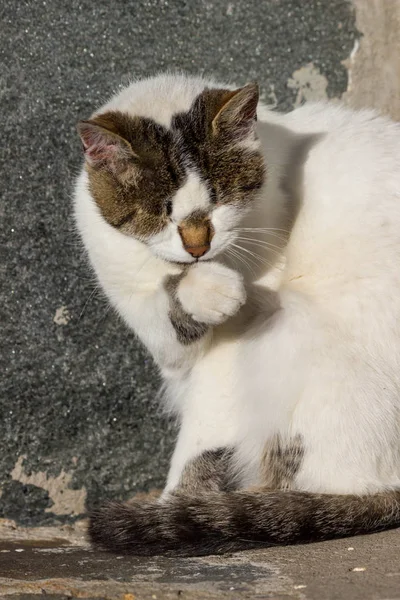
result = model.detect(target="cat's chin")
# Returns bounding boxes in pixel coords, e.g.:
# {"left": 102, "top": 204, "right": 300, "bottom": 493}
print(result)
{"left": 151, "top": 249, "right": 220, "bottom": 266}
{"left": 151, "top": 250, "right": 193, "bottom": 264}
{"left": 165, "top": 257, "right": 214, "bottom": 266}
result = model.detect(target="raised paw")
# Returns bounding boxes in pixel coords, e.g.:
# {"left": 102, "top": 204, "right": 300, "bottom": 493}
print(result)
{"left": 177, "top": 262, "right": 246, "bottom": 325}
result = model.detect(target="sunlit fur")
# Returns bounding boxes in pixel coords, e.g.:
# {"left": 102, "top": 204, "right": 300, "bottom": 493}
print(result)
{"left": 75, "top": 73, "right": 400, "bottom": 550}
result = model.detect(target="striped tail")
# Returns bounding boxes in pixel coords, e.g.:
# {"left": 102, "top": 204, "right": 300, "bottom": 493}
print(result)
{"left": 89, "top": 488, "right": 400, "bottom": 556}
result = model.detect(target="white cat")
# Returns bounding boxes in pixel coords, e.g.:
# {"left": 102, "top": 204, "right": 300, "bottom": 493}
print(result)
{"left": 74, "top": 73, "right": 400, "bottom": 555}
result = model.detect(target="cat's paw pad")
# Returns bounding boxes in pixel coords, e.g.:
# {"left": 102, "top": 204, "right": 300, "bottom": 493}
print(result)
{"left": 177, "top": 262, "right": 246, "bottom": 325}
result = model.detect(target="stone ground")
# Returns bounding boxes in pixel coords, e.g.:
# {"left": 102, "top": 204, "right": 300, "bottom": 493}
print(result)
{"left": 2, "top": 0, "right": 400, "bottom": 598}
{"left": 1, "top": 520, "right": 400, "bottom": 599}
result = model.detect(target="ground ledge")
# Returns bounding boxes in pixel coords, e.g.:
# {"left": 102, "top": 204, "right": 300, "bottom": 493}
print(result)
{"left": 0, "top": 519, "right": 400, "bottom": 600}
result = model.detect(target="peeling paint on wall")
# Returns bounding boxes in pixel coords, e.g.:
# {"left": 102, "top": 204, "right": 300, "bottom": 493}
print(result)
{"left": 53, "top": 306, "right": 71, "bottom": 326}
{"left": 11, "top": 456, "right": 86, "bottom": 517}
{"left": 287, "top": 63, "right": 328, "bottom": 106}
{"left": 342, "top": 39, "right": 360, "bottom": 95}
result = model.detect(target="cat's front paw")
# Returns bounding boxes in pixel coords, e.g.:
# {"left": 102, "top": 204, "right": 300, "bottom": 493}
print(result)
{"left": 177, "top": 262, "right": 246, "bottom": 325}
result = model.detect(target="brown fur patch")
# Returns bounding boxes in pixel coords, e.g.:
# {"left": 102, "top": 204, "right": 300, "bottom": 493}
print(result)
{"left": 261, "top": 434, "right": 305, "bottom": 490}
{"left": 81, "top": 111, "right": 186, "bottom": 238}
{"left": 177, "top": 448, "right": 237, "bottom": 493}
{"left": 78, "top": 84, "right": 266, "bottom": 247}
{"left": 172, "top": 87, "right": 265, "bottom": 208}
{"left": 211, "top": 83, "right": 259, "bottom": 136}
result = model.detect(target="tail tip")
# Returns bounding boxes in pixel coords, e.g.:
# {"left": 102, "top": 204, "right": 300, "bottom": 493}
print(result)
{"left": 88, "top": 501, "right": 127, "bottom": 551}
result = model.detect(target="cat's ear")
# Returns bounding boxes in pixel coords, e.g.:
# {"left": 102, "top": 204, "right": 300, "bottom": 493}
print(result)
{"left": 211, "top": 83, "right": 259, "bottom": 137}
{"left": 77, "top": 116, "right": 137, "bottom": 171}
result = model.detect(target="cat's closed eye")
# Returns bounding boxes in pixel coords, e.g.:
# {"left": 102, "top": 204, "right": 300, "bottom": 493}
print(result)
{"left": 241, "top": 182, "right": 262, "bottom": 192}
{"left": 165, "top": 199, "right": 173, "bottom": 216}
{"left": 209, "top": 187, "right": 218, "bottom": 204}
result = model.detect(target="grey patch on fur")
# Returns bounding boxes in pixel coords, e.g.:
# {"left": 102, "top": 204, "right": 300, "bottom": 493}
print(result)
{"left": 262, "top": 433, "right": 305, "bottom": 490}
{"left": 89, "top": 482, "right": 400, "bottom": 557}
{"left": 177, "top": 448, "right": 237, "bottom": 493}
{"left": 164, "top": 272, "right": 209, "bottom": 345}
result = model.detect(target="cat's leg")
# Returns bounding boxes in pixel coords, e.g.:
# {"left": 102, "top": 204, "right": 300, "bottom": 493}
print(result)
{"left": 165, "top": 420, "right": 239, "bottom": 494}
{"left": 113, "top": 260, "right": 246, "bottom": 374}
{"left": 112, "top": 258, "right": 248, "bottom": 496}
{"left": 164, "top": 337, "right": 244, "bottom": 494}
{"left": 164, "top": 276, "right": 278, "bottom": 494}
{"left": 175, "top": 448, "right": 237, "bottom": 493}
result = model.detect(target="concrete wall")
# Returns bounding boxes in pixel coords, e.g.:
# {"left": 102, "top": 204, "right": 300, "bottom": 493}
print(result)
{"left": 2, "top": 0, "right": 397, "bottom": 525}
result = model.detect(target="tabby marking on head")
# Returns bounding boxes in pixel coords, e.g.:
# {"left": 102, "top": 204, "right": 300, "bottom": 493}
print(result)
{"left": 77, "top": 83, "right": 265, "bottom": 264}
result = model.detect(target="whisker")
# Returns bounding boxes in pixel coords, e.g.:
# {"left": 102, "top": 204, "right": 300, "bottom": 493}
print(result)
{"left": 77, "top": 275, "right": 100, "bottom": 284}
{"left": 231, "top": 243, "right": 268, "bottom": 269}
{"left": 236, "top": 232, "right": 288, "bottom": 244}
{"left": 226, "top": 247, "right": 257, "bottom": 278}
{"left": 132, "top": 254, "right": 157, "bottom": 279}
{"left": 226, "top": 247, "right": 250, "bottom": 274}
{"left": 79, "top": 286, "right": 100, "bottom": 321}
{"left": 235, "top": 227, "right": 289, "bottom": 232}
{"left": 235, "top": 236, "right": 282, "bottom": 248}
{"left": 98, "top": 302, "right": 113, "bottom": 326}
{"left": 124, "top": 255, "right": 159, "bottom": 310}
{"left": 232, "top": 243, "right": 277, "bottom": 271}
{"left": 234, "top": 227, "right": 290, "bottom": 234}
{"left": 234, "top": 228, "right": 289, "bottom": 242}
{"left": 235, "top": 237, "right": 283, "bottom": 256}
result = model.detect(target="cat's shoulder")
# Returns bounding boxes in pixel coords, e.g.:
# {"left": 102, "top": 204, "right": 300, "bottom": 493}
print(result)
{"left": 261, "top": 100, "right": 400, "bottom": 141}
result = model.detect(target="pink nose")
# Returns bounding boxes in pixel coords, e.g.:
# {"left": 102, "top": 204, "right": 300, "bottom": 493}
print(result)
{"left": 185, "top": 245, "right": 210, "bottom": 258}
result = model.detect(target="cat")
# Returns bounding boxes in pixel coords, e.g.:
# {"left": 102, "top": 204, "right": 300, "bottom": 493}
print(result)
{"left": 74, "top": 72, "right": 400, "bottom": 556}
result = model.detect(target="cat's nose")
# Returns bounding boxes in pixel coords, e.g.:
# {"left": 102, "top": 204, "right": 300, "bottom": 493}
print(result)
{"left": 185, "top": 245, "right": 210, "bottom": 258}
{"left": 178, "top": 214, "right": 213, "bottom": 259}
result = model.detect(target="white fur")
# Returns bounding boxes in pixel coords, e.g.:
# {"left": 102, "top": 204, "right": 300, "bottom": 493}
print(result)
{"left": 74, "top": 73, "right": 400, "bottom": 497}
{"left": 171, "top": 171, "right": 210, "bottom": 222}
{"left": 178, "top": 262, "right": 246, "bottom": 325}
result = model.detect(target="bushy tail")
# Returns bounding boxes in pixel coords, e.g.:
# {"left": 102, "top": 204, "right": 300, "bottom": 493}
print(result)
{"left": 89, "top": 489, "right": 400, "bottom": 556}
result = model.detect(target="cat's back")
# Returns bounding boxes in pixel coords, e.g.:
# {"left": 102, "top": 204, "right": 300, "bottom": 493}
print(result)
{"left": 286, "top": 102, "right": 400, "bottom": 212}
{"left": 272, "top": 102, "right": 400, "bottom": 288}
{"left": 264, "top": 101, "right": 400, "bottom": 190}
{"left": 269, "top": 100, "right": 400, "bottom": 144}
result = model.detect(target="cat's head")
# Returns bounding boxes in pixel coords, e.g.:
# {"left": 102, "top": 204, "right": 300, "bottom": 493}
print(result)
{"left": 78, "top": 83, "right": 265, "bottom": 264}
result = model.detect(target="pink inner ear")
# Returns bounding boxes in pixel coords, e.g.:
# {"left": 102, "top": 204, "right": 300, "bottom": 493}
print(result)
{"left": 232, "top": 93, "right": 258, "bottom": 125}
{"left": 241, "top": 100, "right": 257, "bottom": 122}
{"left": 80, "top": 125, "right": 119, "bottom": 166}
{"left": 85, "top": 140, "right": 118, "bottom": 165}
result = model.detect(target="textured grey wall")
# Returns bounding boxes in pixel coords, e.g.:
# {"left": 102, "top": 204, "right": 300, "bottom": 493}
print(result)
{"left": 1, "top": 0, "right": 357, "bottom": 524}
